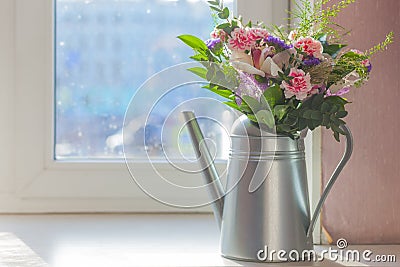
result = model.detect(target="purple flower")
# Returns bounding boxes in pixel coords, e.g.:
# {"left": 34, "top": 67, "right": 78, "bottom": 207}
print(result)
{"left": 205, "top": 38, "right": 221, "bottom": 50}
{"left": 326, "top": 87, "right": 350, "bottom": 97}
{"left": 235, "top": 71, "right": 268, "bottom": 105}
{"left": 265, "top": 35, "right": 293, "bottom": 50}
{"left": 364, "top": 62, "right": 372, "bottom": 73}
{"left": 303, "top": 57, "right": 321, "bottom": 66}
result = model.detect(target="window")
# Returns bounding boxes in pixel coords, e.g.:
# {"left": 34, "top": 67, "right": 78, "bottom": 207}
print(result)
{"left": 4, "top": 0, "right": 320, "bottom": 243}
{"left": 55, "top": 0, "right": 233, "bottom": 160}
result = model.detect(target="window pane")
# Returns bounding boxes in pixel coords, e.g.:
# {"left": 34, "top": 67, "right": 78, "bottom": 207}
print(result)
{"left": 55, "top": 0, "right": 234, "bottom": 160}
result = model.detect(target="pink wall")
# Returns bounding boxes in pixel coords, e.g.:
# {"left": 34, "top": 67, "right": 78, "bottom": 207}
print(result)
{"left": 321, "top": 0, "right": 400, "bottom": 244}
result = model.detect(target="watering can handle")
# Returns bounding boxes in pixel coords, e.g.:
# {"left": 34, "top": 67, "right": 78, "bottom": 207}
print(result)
{"left": 307, "top": 124, "right": 353, "bottom": 238}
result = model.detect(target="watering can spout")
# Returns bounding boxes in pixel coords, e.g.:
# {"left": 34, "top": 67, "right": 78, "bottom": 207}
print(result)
{"left": 182, "top": 111, "right": 225, "bottom": 230}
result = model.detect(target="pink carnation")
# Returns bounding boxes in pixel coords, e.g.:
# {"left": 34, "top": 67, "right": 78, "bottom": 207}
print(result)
{"left": 247, "top": 28, "right": 269, "bottom": 41}
{"left": 281, "top": 68, "right": 317, "bottom": 100}
{"left": 294, "top": 37, "right": 324, "bottom": 59}
{"left": 228, "top": 28, "right": 253, "bottom": 51}
{"left": 211, "top": 28, "right": 227, "bottom": 42}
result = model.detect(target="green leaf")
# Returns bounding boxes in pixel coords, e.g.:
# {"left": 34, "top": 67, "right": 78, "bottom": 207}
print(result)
{"left": 277, "top": 124, "right": 292, "bottom": 132}
{"left": 187, "top": 67, "right": 207, "bottom": 79}
{"left": 210, "top": 6, "right": 222, "bottom": 12}
{"left": 311, "top": 110, "right": 322, "bottom": 120}
{"left": 325, "top": 96, "right": 349, "bottom": 106}
{"left": 263, "top": 84, "right": 283, "bottom": 108}
{"left": 336, "top": 110, "right": 348, "bottom": 118}
{"left": 322, "top": 114, "right": 330, "bottom": 126}
{"left": 177, "top": 35, "right": 208, "bottom": 51}
{"left": 274, "top": 105, "right": 289, "bottom": 121}
{"left": 311, "top": 119, "right": 320, "bottom": 130}
{"left": 216, "top": 23, "right": 231, "bottom": 29}
{"left": 256, "top": 110, "right": 275, "bottom": 129}
{"left": 332, "top": 117, "right": 346, "bottom": 126}
{"left": 218, "top": 7, "right": 230, "bottom": 19}
{"left": 283, "top": 114, "right": 298, "bottom": 126}
{"left": 323, "top": 43, "right": 347, "bottom": 58}
{"left": 330, "top": 105, "right": 339, "bottom": 113}
{"left": 334, "top": 131, "right": 340, "bottom": 142}
{"left": 331, "top": 124, "right": 346, "bottom": 135}
{"left": 254, "top": 75, "right": 268, "bottom": 84}
{"left": 307, "top": 119, "right": 316, "bottom": 130}
{"left": 206, "top": 86, "right": 234, "bottom": 100}
{"left": 242, "top": 95, "right": 261, "bottom": 113}
{"left": 311, "top": 94, "right": 324, "bottom": 109}
{"left": 207, "top": 0, "right": 219, "bottom": 6}
{"left": 303, "top": 110, "right": 313, "bottom": 119}
{"left": 209, "top": 6, "right": 222, "bottom": 12}
{"left": 247, "top": 114, "right": 258, "bottom": 123}
{"left": 239, "top": 103, "right": 252, "bottom": 113}
{"left": 321, "top": 102, "right": 331, "bottom": 113}
{"left": 224, "top": 101, "right": 241, "bottom": 112}
{"left": 206, "top": 69, "right": 214, "bottom": 81}
{"left": 298, "top": 118, "right": 308, "bottom": 130}
{"left": 190, "top": 54, "right": 208, "bottom": 61}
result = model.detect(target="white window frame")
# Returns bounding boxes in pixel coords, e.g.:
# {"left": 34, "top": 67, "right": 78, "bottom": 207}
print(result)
{"left": 1, "top": 0, "right": 321, "bottom": 242}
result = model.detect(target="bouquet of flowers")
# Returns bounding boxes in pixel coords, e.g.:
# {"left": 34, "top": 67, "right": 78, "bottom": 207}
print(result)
{"left": 178, "top": 0, "right": 393, "bottom": 141}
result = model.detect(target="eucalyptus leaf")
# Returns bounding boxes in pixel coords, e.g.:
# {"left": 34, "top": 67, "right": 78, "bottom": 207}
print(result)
{"left": 311, "top": 110, "right": 322, "bottom": 120}
{"left": 303, "top": 110, "right": 313, "bottom": 119}
{"left": 330, "top": 105, "right": 339, "bottom": 113}
{"left": 207, "top": 0, "right": 219, "bottom": 6}
{"left": 332, "top": 124, "right": 346, "bottom": 135}
{"left": 334, "top": 131, "right": 340, "bottom": 142}
{"left": 216, "top": 23, "right": 231, "bottom": 29}
{"left": 322, "top": 114, "right": 330, "bottom": 126}
{"left": 209, "top": 6, "right": 222, "bottom": 12}
{"left": 336, "top": 110, "right": 348, "bottom": 118}
{"left": 298, "top": 118, "right": 308, "bottom": 131}
{"left": 321, "top": 102, "right": 330, "bottom": 113}
{"left": 311, "top": 94, "right": 324, "bottom": 109}
{"left": 218, "top": 7, "right": 230, "bottom": 19}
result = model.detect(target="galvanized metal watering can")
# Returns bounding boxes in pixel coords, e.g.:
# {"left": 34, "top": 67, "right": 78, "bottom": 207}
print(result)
{"left": 182, "top": 111, "right": 353, "bottom": 262}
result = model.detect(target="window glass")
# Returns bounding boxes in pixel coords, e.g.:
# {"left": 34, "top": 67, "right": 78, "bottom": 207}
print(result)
{"left": 55, "top": 0, "right": 234, "bottom": 160}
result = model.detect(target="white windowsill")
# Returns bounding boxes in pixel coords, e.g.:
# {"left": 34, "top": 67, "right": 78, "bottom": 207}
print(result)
{"left": 0, "top": 214, "right": 397, "bottom": 267}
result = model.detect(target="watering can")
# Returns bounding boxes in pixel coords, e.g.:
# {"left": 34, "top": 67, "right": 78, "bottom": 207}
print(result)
{"left": 182, "top": 111, "right": 353, "bottom": 262}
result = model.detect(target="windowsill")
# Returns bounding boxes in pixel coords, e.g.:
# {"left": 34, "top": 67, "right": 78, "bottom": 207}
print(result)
{"left": 0, "top": 214, "right": 398, "bottom": 267}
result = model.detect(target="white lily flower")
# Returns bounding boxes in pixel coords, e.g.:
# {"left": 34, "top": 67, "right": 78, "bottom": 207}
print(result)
{"left": 272, "top": 48, "right": 297, "bottom": 69}
{"left": 230, "top": 50, "right": 253, "bottom": 66}
{"left": 260, "top": 57, "right": 281, "bottom": 77}
{"left": 230, "top": 61, "right": 266, "bottom": 77}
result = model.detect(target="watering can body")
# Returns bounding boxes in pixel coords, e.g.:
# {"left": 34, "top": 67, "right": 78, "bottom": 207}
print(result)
{"left": 221, "top": 116, "right": 312, "bottom": 261}
{"left": 182, "top": 112, "right": 352, "bottom": 262}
